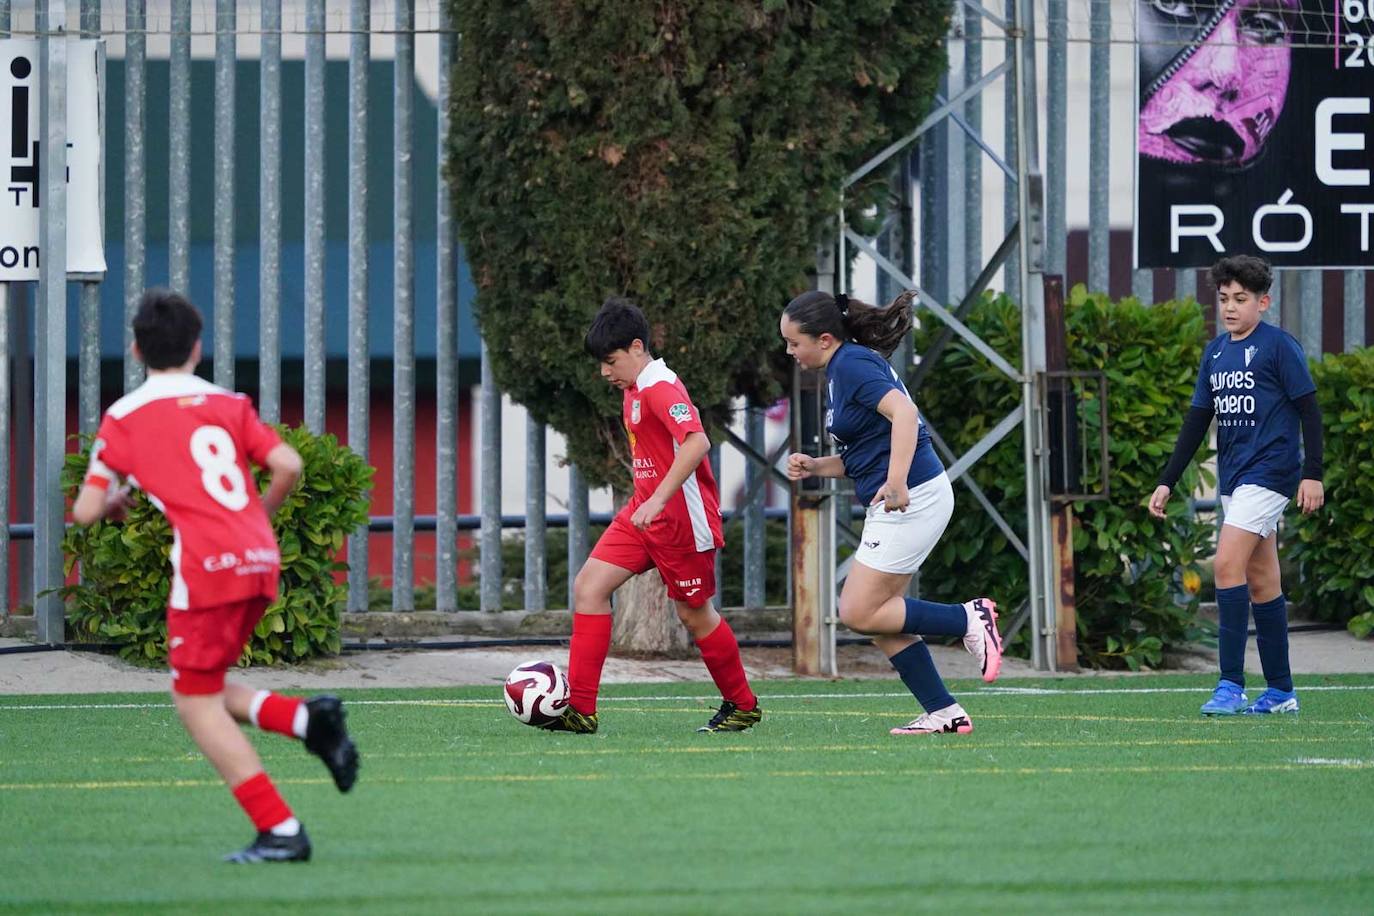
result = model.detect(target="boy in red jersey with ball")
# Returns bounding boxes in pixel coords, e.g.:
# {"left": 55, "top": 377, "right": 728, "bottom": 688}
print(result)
{"left": 71, "top": 290, "right": 360, "bottom": 863}
{"left": 546, "top": 297, "right": 761, "bottom": 734}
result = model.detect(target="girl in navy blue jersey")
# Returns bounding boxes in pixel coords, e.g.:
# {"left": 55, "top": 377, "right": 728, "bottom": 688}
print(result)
{"left": 781, "top": 290, "right": 1003, "bottom": 735}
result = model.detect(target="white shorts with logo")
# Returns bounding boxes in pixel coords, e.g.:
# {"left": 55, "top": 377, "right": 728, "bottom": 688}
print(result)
{"left": 852, "top": 472, "right": 955, "bottom": 575}
{"left": 1220, "top": 484, "right": 1289, "bottom": 539}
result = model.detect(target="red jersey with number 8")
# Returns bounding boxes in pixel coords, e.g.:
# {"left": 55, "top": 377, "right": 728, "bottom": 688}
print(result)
{"left": 84, "top": 374, "right": 283, "bottom": 610}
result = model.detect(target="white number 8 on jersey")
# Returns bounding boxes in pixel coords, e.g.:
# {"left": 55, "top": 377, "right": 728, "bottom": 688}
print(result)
{"left": 189, "top": 425, "right": 251, "bottom": 511}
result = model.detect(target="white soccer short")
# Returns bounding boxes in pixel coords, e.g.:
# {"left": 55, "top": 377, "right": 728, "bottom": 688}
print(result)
{"left": 1220, "top": 483, "right": 1289, "bottom": 538}
{"left": 852, "top": 472, "right": 955, "bottom": 575}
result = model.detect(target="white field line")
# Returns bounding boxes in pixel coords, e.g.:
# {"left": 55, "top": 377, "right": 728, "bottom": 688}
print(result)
{"left": 3, "top": 683, "right": 1374, "bottom": 712}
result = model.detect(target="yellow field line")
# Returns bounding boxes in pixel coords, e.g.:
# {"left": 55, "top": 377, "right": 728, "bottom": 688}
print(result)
{"left": 3, "top": 759, "right": 1370, "bottom": 792}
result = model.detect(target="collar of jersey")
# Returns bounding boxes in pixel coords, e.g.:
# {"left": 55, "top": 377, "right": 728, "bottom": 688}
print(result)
{"left": 634, "top": 358, "right": 677, "bottom": 391}
{"left": 108, "top": 373, "right": 228, "bottom": 419}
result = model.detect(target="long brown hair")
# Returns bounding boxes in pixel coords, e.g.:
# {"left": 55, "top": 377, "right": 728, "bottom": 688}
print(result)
{"left": 783, "top": 290, "right": 915, "bottom": 358}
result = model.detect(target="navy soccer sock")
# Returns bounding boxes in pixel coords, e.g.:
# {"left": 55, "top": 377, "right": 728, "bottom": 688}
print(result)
{"left": 902, "top": 598, "right": 968, "bottom": 637}
{"left": 889, "top": 641, "right": 955, "bottom": 713}
{"left": 1251, "top": 594, "right": 1293, "bottom": 693}
{"left": 1216, "top": 584, "right": 1250, "bottom": 688}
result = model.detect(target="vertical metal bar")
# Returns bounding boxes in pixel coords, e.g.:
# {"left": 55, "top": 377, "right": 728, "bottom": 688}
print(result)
{"left": 479, "top": 340, "right": 502, "bottom": 611}
{"left": 213, "top": 0, "right": 235, "bottom": 388}
{"left": 35, "top": 0, "right": 69, "bottom": 644}
{"left": 920, "top": 130, "right": 943, "bottom": 305}
{"left": 435, "top": 7, "right": 459, "bottom": 611}
{"left": 123, "top": 0, "right": 146, "bottom": 392}
{"left": 1087, "top": 0, "right": 1110, "bottom": 293}
{"left": 168, "top": 0, "right": 190, "bottom": 294}
{"left": 945, "top": 60, "right": 965, "bottom": 297}
{"left": 1299, "top": 270, "right": 1323, "bottom": 355}
{"left": 567, "top": 464, "right": 588, "bottom": 610}
{"left": 1175, "top": 268, "right": 1195, "bottom": 303}
{"left": 1280, "top": 270, "right": 1300, "bottom": 335}
{"left": 1345, "top": 271, "right": 1366, "bottom": 352}
{"left": 303, "top": 0, "right": 326, "bottom": 432}
{"left": 710, "top": 444, "right": 722, "bottom": 595}
{"left": 78, "top": 8, "right": 100, "bottom": 434}
{"left": 0, "top": 2, "right": 8, "bottom": 34}
{"left": 1002, "top": 0, "right": 1020, "bottom": 304}
{"left": 963, "top": 4, "right": 982, "bottom": 288}
{"left": 392, "top": 0, "right": 415, "bottom": 611}
{"left": 0, "top": 283, "right": 9, "bottom": 619}
{"left": 1131, "top": 269, "right": 1153, "bottom": 305}
{"left": 1045, "top": 0, "right": 1066, "bottom": 277}
{"left": 524, "top": 417, "right": 547, "bottom": 612}
{"left": 258, "top": 0, "right": 282, "bottom": 423}
{"left": 743, "top": 404, "right": 766, "bottom": 609}
{"left": 1267, "top": 269, "right": 1282, "bottom": 326}
{"left": 346, "top": 0, "right": 371, "bottom": 611}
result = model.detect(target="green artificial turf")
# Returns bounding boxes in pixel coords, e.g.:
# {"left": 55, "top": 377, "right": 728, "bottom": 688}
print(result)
{"left": 2, "top": 674, "right": 1372, "bottom": 914}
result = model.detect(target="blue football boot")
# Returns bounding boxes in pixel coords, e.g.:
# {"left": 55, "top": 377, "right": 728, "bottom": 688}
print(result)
{"left": 1200, "top": 680, "right": 1248, "bottom": 716}
{"left": 1243, "top": 688, "right": 1299, "bottom": 715}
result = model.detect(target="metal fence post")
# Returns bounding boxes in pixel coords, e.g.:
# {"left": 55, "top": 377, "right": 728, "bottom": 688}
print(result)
{"left": 1345, "top": 272, "right": 1366, "bottom": 352}
{"left": 963, "top": 5, "right": 982, "bottom": 287}
{"left": 78, "top": 2, "right": 103, "bottom": 436}
{"left": 0, "top": 281, "right": 8, "bottom": 619}
{"left": 34, "top": 0, "right": 69, "bottom": 644}
{"left": 392, "top": 0, "right": 416, "bottom": 611}
{"left": 479, "top": 340, "right": 502, "bottom": 611}
{"left": 1002, "top": 0, "right": 1020, "bottom": 304}
{"left": 212, "top": 0, "right": 236, "bottom": 388}
{"left": 525, "top": 417, "right": 547, "bottom": 612}
{"left": 1299, "top": 271, "right": 1323, "bottom": 356}
{"left": 1045, "top": 0, "right": 1066, "bottom": 277}
{"left": 123, "top": 0, "right": 145, "bottom": 392}
{"left": 1088, "top": 0, "right": 1110, "bottom": 294}
{"left": 346, "top": 0, "right": 371, "bottom": 611}
{"left": 567, "top": 464, "right": 589, "bottom": 610}
{"left": 743, "top": 405, "right": 766, "bottom": 608}
{"left": 259, "top": 0, "right": 282, "bottom": 424}
{"left": 168, "top": 0, "right": 190, "bottom": 294}
{"left": 435, "top": 9, "right": 459, "bottom": 612}
{"left": 303, "top": 0, "right": 326, "bottom": 433}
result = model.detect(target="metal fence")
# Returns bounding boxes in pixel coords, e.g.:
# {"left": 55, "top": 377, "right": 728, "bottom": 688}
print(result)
{"left": 2, "top": 3, "right": 1368, "bottom": 654}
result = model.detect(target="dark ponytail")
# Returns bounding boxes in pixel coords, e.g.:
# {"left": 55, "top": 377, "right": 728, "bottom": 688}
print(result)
{"left": 782, "top": 289, "right": 915, "bottom": 358}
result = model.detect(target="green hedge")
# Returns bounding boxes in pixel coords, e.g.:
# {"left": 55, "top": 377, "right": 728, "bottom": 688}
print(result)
{"left": 912, "top": 287, "right": 1216, "bottom": 669}
{"left": 1284, "top": 347, "right": 1374, "bottom": 639}
{"left": 60, "top": 425, "right": 373, "bottom": 665}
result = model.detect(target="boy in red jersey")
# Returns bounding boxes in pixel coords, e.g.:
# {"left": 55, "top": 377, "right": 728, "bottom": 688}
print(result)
{"left": 70, "top": 290, "right": 359, "bottom": 863}
{"left": 546, "top": 297, "right": 761, "bottom": 734}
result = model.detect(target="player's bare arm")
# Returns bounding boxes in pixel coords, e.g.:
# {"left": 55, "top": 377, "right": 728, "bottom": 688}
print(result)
{"left": 260, "top": 443, "right": 304, "bottom": 516}
{"left": 630, "top": 430, "right": 710, "bottom": 531}
{"left": 1296, "top": 479, "right": 1324, "bottom": 515}
{"left": 786, "top": 453, "right": 845, "bottom": 480}
{"left": 873, "top": 389, "right": 917, "bottom": 512}
{"left": 71, "top": 478, "right": 132, "bottom": 526}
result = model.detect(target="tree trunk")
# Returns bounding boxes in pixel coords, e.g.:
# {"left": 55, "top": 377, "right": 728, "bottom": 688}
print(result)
{"left": 612, "top": 570, "right": 693, "bottom": 656}
{"left": 606, "top": 486, "right": 693, "bottom": 656}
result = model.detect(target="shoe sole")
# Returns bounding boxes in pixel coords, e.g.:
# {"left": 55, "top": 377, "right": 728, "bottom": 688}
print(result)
{"left": 1242, "top": 703, "right": 1300, "bottom": 715}
{"left": 306, "top": 698, "right": 360, "bottom": 792}
{"left": 889, "top": 721, "right": 974, "bottom": 736}
{"left": 1200, "top": 706, "right": 1245, "bottom": 716}
{"left": 976, "top": 598, "right": 1002, "bottom": 684}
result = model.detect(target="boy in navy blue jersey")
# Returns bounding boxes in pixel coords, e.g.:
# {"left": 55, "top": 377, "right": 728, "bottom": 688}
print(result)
{"left": 1150, "top": 255, "right": 1324, "bottom": 716}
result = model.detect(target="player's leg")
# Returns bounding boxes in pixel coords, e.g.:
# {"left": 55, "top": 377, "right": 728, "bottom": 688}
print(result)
{"left": 224, "top": 682, "right": 359, "bottom": 792}
{"left": 878, "top": 632, "right": 973, "bottom": 735}
{"left": 1245, "top": 532, "right": 1299, "bottom": 714}
{"left": 1203, "top": 500, "right": 1267, "bottom": 715}
{"left": 841, "top": 474, "right": 1003, "bottom": 681}
{"left": 549, "top": 517, "right": 645, "bottom": 732}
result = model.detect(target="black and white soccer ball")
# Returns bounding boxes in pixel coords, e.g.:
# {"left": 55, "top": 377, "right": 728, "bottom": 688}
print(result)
{"left": 503, "top": 660, "right": 570, "bottom": 727}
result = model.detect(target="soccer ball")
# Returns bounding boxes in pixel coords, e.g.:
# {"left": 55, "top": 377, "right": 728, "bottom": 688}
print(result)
{"left": 503, "top": 660, "right": 570, "bottom": 727}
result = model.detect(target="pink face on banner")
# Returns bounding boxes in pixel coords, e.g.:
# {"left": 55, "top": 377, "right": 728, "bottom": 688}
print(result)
{"left": 1139, "top": 1, "right": 1294, "bottom": 167}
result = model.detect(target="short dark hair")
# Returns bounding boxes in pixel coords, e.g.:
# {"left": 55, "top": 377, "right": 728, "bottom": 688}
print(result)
{"left": 132, "top": 289, "right": 203, "bottom": 370}
{"left": 1209, "top": 255, "right": 1273, "bottom": 296}
{"left": 584, "top": 296, "right": 652, "bottom": 360}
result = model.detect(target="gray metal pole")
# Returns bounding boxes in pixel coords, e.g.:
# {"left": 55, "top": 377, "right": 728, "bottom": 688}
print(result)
{"left": 1003, "top": 0, "right": 1020, "bottom": 304}
{"left": 567, "top": 464, "right": 588, "bottom": 610}
{"left": 168, "top": 0, "right": 190, "bottom": 294}
{"left": 524, "top": 416, "right": 547, "bottom": 612}
{"left": 1299, "top": 270, "right": 1323, "bottom": 356}
{"left": 123, "top": 0, "right": 145, "bottom": 391}
{"left": 945, "top": 62, "right": 966, "bottom": 297}
{"left": 710, "top": 444, "right": 722, "bottom": 594}
{"left": 0, "top": 283, "right": 8, "bottom": 618}
{"left": 1345, "top": 271, "right": 1366, "bottom": 352}
{"left": 435, "top": 10, "right": 459, "bottom": 612}
{"left": 1045, "top": 0, "right": 1066, "bottom": 277}
{"left": 0, "top": 2, "right": 8, "bottom": 35}
{"left": 77, "top": 8, "right": 100, "bottom": 435}
{"left": 259, "top": 0, "right": 282, "bottom": 424}
{"left": 920, "top": 125, "right": 943, "bottom": 304}
{"left": 213, "top": 0, "right": 235, "bottom": 388}
{"left": 346, "top": 0, "right": 371, "bottom": 611}
{"left": 1131, "top": 269, "right": 1153, "bottom": 305}
{"left": 963, "top": 5, "right": 982, "bottom": 287}
{"left": 35, "top": 0, "right": 69, "bottom": 644}
{"left": 392, "top": 0, "right": 415, "bottom": 611}
{"left": 1087, "top": 0, "right": 1110, "bottom": 293}
{"left": 1267, "top": 269, "right": 1282, "bottom": 326}
{"left": 1175, "top": 268, "right": 1196, "bottom": 303}
{"left": 303, "top": 0, "right": 326, "bottom": 433}
{"left": 743, "top": 405, "right": 766, "bottom": 609}
{"left": 479, "top": 340, "right": 503, "bottom": 611}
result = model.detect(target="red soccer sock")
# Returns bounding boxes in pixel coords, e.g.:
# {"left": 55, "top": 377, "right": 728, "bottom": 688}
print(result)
{"left": 231, "top": 771, "right": 294, "bottom": 833}
{"left": 567, "top": 612, "right": 613, "bottom": 715}
{"left": 250, "top": 690, "right": 306, "bottom": 739}
{"left": 696, "top": 618, "right": 757, "bottom": 710}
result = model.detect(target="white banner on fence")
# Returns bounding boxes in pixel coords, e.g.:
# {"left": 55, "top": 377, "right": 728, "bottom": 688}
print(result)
{"left": 0, "top": 38, "right": 106, "bottom": 281}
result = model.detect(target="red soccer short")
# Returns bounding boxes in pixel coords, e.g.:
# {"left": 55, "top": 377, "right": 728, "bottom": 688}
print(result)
{"left": 167, "top": 596, "right": 271, "bottom": 695}
{"left": 589, "top": 509, "right": 717, "bottom": 608}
